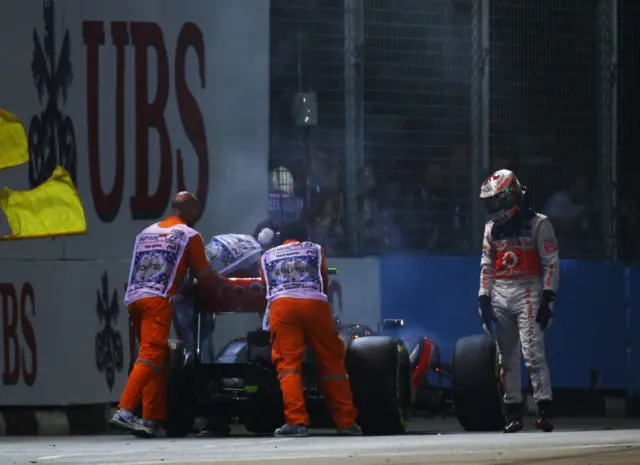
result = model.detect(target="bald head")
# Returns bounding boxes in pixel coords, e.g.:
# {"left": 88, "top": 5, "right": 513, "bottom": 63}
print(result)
{"left": 172, "top": 191, "right": 199, "bottom": 210}
{"left": 171, "top": 191, "right": 201, "bottom": 227}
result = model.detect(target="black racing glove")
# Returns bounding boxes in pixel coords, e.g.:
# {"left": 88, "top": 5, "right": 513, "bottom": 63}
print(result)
{"left": 536, "top": 290, "right": 556, "bottom": 330}
{"left": 478, "top": 295, "right": 494, "bottom": 338}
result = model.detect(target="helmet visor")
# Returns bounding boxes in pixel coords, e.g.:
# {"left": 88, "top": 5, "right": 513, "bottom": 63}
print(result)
{"left": 483, "top": 194, "right": 506, "bottom": 214}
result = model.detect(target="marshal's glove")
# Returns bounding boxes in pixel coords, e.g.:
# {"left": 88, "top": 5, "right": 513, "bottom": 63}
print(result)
{"left": 478, "top": 294, "right": 494, "bottom": 338}
{"left": 536, "top": 290, "right": 556, "bottom": 330}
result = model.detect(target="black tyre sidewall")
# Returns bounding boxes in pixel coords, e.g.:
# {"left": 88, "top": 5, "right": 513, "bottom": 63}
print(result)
{"left": 451, "top": 334, "right": 504, "bottom": 432}
{"left": 347, "top": 336, "right": 411, "bottom": 435}
{"left": 165, "top": 340, "right": 194, "bottom": 437}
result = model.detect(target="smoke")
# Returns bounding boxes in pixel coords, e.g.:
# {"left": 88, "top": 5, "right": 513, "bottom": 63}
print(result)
{"left": 215, "top": 153, "right": 270, "bottom": 236}
{"left": 199, "top": 0, "right": 270, "bottom": 237}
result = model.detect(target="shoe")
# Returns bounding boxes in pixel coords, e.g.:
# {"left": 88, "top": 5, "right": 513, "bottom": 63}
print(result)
{"left": 502, "top": 402, "right": 523, "bottom": 434}
{"left": 502, "top": 419, "right": 524, "bottom": 433}
{"left": 132, "top": 419, "right": 165, "bottom": 438}
{"left": 109, "top": 409, "right": 139, "bottom": 434}
{"left": 337, "top": 423, "right": 362, "bottom": 436}
{"left": 274, "top": 424, "right": 309, "bottom": 437}
{"left": 534, "top": 400, "right": 554, "bottom": 432}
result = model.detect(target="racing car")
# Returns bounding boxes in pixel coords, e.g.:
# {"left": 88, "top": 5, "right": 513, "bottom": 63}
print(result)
{"left": 206, "top": 317, "right": 504, "bottom": 434}
{"left": 162, "top": 269, "right": 413, "bottom": 437}
{"left": 136, "top": 265, "right": 502, "bottom": 436}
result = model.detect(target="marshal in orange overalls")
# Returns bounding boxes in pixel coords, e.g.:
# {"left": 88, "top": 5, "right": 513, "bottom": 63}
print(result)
{"left": 118, "top": 216, "right": 218, "bottom": 422}
{"left": 260, "top": 240, "right": 358, "bottom": 429}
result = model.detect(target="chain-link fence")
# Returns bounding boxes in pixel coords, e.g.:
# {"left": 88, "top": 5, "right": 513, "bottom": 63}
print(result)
{"left": 488, "top": 0, "right": 607, "bottom": 259}
{"left": 269, "top": 0, "right": 350, "bottom": 254}
{"left": 362, "top": 0, "right": 473, "bottom": 254}
{"left": 269, "top": 0, "right": 637, "bottom": 260}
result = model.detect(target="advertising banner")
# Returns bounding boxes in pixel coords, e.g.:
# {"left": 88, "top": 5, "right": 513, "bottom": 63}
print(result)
{"left": 0, "top": 0, "right": 269, "bottom": 260}
{"left": 0, "top": 260, "right": 130, "bottom": 405}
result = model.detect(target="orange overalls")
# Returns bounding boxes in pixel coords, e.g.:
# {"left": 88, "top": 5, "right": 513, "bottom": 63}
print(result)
{"left": 260, "top": 240, "right": 358, "bottom": 428}
{"left": 118, "top": 216, "right": 218, "bottom": 421}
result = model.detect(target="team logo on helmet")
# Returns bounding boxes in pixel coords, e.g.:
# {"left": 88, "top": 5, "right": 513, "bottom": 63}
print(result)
{"left": 481, "top": 172, "right": 503, "bottom": 193}
{"left": 480, "top": 169, "right": 516, "bottom": 198}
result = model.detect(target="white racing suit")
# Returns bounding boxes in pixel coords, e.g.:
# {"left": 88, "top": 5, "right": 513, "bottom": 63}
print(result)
{"left": 173, "top": 234, "right": 263, "bottom": 362}
{"left": 479, "top": 212, "right": 559, "bottom": 405}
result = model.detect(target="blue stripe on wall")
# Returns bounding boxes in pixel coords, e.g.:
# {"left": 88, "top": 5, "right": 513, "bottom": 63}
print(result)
{"left": 629, "top": 266, "right": 640, "bottom": 393}
{"left": 379, "top": 255, "right": 634, "bottom": 390}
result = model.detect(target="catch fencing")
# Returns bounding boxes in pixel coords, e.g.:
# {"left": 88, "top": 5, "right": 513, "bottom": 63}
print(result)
{"left": 269, "top": 0, "right": 633, "bottom": 261}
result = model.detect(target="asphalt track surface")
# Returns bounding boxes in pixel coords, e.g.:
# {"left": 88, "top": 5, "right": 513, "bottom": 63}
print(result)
{"left": 2, "top": 417, "right": 640, "bottom": 465}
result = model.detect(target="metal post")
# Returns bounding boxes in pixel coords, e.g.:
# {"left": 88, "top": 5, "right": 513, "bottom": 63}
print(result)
{"left": 610, "top": 0, "right": 618, "bottom": 260}
{"left": 599, "top": 0, "right": 618, "bottom": 259}
{"left": 470, "top": 0, "right": 491, "bottom": 247}
{"left": 344, "top": 0, "right": 364, "bottom": 255}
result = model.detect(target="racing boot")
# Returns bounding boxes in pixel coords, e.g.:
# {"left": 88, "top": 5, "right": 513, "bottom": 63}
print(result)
{"left": 274, "top": 424, "right": 309, "bottom": 437}
{"left": 502, "top": 402, "right": 523, "bottom": 433}
{"left": 534, "top": 400, "right": 554, "bottom": 432}
{"left": 109, "top": 409, "right": 139, "bottom": 434}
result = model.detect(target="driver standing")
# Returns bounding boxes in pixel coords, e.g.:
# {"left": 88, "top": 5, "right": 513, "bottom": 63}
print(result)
{"left": 478, "top": 169, "right": 559, "bottom": 433}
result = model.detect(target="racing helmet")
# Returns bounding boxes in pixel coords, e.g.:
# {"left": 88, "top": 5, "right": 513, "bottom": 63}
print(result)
{"left": 253, "top": 219, "right": 281, "bottom": 248}
{"left": 479, "top": 169, "right": 524, "bottom": 225}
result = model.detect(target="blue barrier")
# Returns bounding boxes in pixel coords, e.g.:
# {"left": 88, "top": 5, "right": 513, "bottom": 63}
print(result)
{"left": 380, "top": 255, "right": 637, "bottom": 390}
{"left": 629, "top": 267, "right": 640, "bottom": 393}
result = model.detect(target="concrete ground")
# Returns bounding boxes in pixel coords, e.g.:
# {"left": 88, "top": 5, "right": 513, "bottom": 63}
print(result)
{"left": 1, "top": 417, "right": 639, "bottom": 464}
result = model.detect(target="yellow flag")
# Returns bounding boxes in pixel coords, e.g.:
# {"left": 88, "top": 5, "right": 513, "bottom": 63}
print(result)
{"left": 0, "top": 108, "right": 29, "bottom": 170}
{"left": 0, "top": 166, "right": 87, "bottom": 240}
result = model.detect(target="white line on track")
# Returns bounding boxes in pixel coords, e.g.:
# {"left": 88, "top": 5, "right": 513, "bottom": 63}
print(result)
{"left": 37, "top": 449, "right": 149, "bottom": 461}
{"left": 115, "top": 442, "right": 640, "bottom": 465}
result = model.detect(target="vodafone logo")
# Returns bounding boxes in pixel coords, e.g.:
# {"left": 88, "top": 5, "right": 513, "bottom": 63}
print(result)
{"left": 501, "top": 251, "right": 519, "bottom": 269}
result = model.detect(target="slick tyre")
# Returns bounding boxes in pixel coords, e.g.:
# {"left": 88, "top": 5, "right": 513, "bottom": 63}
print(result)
{"left": 165, "top": 339, "right": 194, "bottom": 438}
{"left": 347, "top": 336, "right": 412, "bottom": 435}
{"left": 452, "top": 334, "right": 504, "bottom": 432}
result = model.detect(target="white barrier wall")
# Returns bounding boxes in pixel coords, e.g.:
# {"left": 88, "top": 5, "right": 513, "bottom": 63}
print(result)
{"left": 0, "top": 260, "right": 130, "bottom": 405}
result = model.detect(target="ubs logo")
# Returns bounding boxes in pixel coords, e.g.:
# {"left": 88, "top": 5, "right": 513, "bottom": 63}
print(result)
{"left": 28, "top": 0, "right": 77, "bottom": 188}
